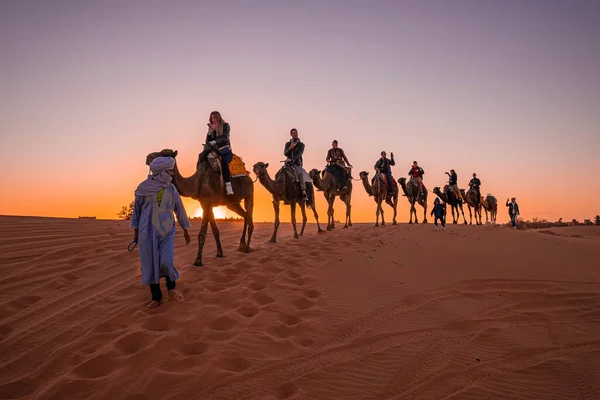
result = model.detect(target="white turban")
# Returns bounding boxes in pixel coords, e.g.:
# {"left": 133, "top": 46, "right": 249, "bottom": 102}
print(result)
{"left": 135, "top": 157, "right": 175, "bottom": 197}
{"left": 150, "top": 157, "right": 175, "bottom": 175}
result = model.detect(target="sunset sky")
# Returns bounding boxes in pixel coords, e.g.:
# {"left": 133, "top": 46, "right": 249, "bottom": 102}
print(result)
{"left": 1, "top": 0, "right": 599, "bottom": 224}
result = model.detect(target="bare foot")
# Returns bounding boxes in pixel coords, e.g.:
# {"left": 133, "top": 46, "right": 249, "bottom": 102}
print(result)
{"left": 168, "top": 290, "right": 184, "bottom": 301}
{"left": 145, "top": 300, "right": 161, "bottom": 309}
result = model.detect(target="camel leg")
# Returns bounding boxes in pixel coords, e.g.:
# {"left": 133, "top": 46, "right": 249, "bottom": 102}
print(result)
{"left": 413, "top": 202, "right": 419, "bottom": 224}
{"left": 291, "top": 202, "right": 299, "bottom": 239}
{"left": 422, "top": 201, "right": 428, "bottom": 224}
{"left": 452, "top": 206, "right": 458, "bottom": 224}
{"left": 308, "top": 201, "right": 325, "bottom": 233}
{"left": 346, "top": 194, "right": 352, "bottom": 227}
{"left": 194, "top": 213, "right": 210, "bottom": 266}
{"left": 327, "top": 195, "right": 335, "bottom": 231}
{"left": 467, "top": 205, "right": 473, "bottom": 225}
{"left": 207, "top": 209, "right": 224, "bottom": 258}
{"left": 299, "top": 202, "right": 308, "bottom": 236}
{"left": 374, "top": 200, "right": 381, "bottom": 227}
{"left": 270, "top": 200, "right": 280, "bottom": 243}
{"left": 226, "top": 202, "right": 253, "bottom": 253}
{"left": 460, "top": 204, "right": 467, "bottom": 224}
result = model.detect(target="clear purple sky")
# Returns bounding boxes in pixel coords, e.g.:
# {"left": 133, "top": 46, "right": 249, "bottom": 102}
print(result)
{"left": 1, "top": 0, "right": 599, "bottom": 221}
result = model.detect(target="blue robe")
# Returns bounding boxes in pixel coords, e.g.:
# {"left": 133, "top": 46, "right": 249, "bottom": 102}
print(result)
{"left": 130, "top": 184, "right": 191, "bottom": 285}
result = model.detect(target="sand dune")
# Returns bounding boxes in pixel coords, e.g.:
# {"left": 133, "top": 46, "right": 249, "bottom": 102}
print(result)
{"left": 1, "top": 215, "right": 599, "bottom": 399}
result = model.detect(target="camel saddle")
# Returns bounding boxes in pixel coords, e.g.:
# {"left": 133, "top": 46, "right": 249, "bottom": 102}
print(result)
{"left": 276, "top": 164, "right": 299, "bottom": 183}
{"left": 199, "top": 150, "right": 250, "bottom": 178}
{"left": 377, "top": 173, "right": 397, "bottom": 190}
{"left": 408, "top": 177, "right": 426, "bottom": 193}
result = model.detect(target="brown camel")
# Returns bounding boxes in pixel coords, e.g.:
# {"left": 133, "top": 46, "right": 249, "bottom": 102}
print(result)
{"left": 252, "top": 162, "right": 325, "bottom": 242}
{"left": 359, "top": 171, "right": 399, "bottom": 226}
{"left": 481, "top": 194, "right": 498, "bottom": 224}
{"left": 146, "top": 148, "right": 254, "bottom": 266}
{"left": 433, "top": 185, "right": 467, "bottom": 224}
{"left": 461, "top": 188, "right": 483, "bottom": 225}
{"left": 398, "top": 177, "right": 428, "bottom": 224}
{"left": 308, "top": 168, "right": 352, "bottom": 230}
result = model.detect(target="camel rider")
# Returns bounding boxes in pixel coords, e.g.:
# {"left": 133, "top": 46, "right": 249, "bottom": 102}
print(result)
{"left": 326, "top": 140, "right": 353, "bottom": 190}
{"left": 374, "top": 151, "right": 395, "bottom": 194}
{"left": 408, "top": 161, "right": 425, "bottom": 197}
{"left": 469, "top": 173, "right": 482, "bottom": 201}
{"left": 205, "top": 111, "right": 234, "bottom": 195}
{"left": 284, "top": 128, "right": 308, "bottom": 201}
{"left": 445, "top": 169, "right": 464, "bottom": 201}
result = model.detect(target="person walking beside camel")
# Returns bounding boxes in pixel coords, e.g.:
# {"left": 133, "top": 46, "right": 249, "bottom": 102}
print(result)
{"left": 506, "top": 197, "right": 520, "bottom": 229}
{"left": 284, "top": 128, "right": 308, "bottom": 201}
{"left": 431, "top": 197, "right": 446, "bottom": 229}
{"left": 131, "top": 156, "right": 191, "bottom": 309}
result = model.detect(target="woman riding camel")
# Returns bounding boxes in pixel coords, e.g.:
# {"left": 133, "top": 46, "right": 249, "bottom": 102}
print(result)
{"left": 205, "top": 111, "right": 234, "bottom": 195}
{"left": 445, "top": 169, "right": 464, "bottom": 201}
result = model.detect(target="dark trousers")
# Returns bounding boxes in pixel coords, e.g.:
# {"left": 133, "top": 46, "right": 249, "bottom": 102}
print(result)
{"left": 510, "top": 214, "right": 517, "bottom": 227}
{"left": 434, "top": 215, "right": 446, "bottom": 227}
{"left": 220, "top": 149, "right": 233, "bottom": 182}
{"left": 149, "top": 277, "right": 176, "bottom": 302}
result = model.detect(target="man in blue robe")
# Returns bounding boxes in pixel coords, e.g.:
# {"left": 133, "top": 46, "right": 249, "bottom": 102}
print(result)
{"left": 131, "top": 156, "right": 191, "bottom": 309}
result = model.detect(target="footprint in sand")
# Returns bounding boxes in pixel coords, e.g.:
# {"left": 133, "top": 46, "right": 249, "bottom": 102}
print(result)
{"left": 176, "top": 341, "right": 208, "bottom": 356}
{"left": 278, "top": 313, "right": 302, "bottom": 326}
{"left": 209, "top": 273, "right": 238, "bottom": 285}
{"left": 292, "top": 297, "right": 315, "bottom": 311}
{"left": 141, "top": 315, "right": 176, "bottom": 332}
{"left": 252, "top": 291, "right": 276, "bottom": 306}
{"left": 205, "top": 284, "right": 227, "bottom": 293}
{"left": 114, "top": 331, "right": 155, "bottom": 355}
{"left": 0, "top": 379, "right": 37, "bottom": 399}
{"left": 72, "top": 353, "right": 116, "bottom": 378}
{"left": 7, "top": 295, "right": 41, "bottom": 311}
{"left": 304, "top": 289, "right": 321, "bottom": 299}
{"left": 207, "top": 314, "right": 240, "bottom": 331}
{"left": 214, "top": 356, "right": 252, "bottom": 372}
{"left": 274, "top": 382, "right": 301, "bottom": 399}
{"left": 295, "top": 337, "right": 314, "bottom": 347}
{"left": 248, "top": 281, "right": 267, "bottom": 292}
{"left": 236, "top": 304, "right": 261, "bottom": 318}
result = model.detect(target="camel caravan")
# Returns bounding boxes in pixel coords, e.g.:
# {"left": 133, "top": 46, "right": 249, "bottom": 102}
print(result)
{"left": 138, "top": 111, "right": 500, "bottom": 268}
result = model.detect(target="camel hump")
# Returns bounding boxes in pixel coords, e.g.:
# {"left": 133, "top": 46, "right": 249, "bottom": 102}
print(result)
{"left": 230, "top": 153, "right": 250, "bottom": 177}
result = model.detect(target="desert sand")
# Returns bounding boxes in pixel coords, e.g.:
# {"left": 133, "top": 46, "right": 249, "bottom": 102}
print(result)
{"left": 0, "top": 215, "right": 599, "bottom": 399}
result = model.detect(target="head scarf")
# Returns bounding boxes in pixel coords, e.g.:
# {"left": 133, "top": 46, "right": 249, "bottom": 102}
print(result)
{"left": 134, "top": 157, "right": 175, "bottom": 197}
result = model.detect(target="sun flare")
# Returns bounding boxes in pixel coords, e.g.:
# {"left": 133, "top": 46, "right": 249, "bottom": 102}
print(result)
{"left": 192, "top": 207, "right": 227, "bottom": 219}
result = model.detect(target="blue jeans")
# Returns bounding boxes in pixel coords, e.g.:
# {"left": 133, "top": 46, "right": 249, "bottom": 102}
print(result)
{"left": 220, "top": 149, "right": 233, "bottom": 182}
{"left": 510, "top": 214, "right": 517, "bottom": 227}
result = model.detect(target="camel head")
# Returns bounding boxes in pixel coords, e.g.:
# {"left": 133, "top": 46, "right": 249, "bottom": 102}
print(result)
{"left": 398, "top": 177, "right": 407, "bottom": 186}
{"left": 252, "top": 161, "right": 269, "bottom": 178}
{"left": 146, "top": 149, "right": 178, "bottom": 166}
{"left": 359, "top": 171, "right": 369, "bottom": 181}
{"left": 309, "top": 169, "right": 321, "bottom": 182}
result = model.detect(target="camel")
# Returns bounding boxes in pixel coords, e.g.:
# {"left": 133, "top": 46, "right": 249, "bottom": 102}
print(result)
{"left": 461, "top": 188, "right": 483, "bottom": 225}
{"left": 146, "top": 148, "right": 254, "bottom": 267}
{"left": 359, "top": 171, "right": 399, "bottom": 226}
{"left": 309, "top": 168, "right": 352, "bottom": 230}
{"left": 398, "top": 177, "right": 428, "bottom": 224}
{"left": 433, "top": 185, "right": 467, "bottom": 224}
{"left": 252, "top": 162, "right": 325, "bottom": 242}
{"left": 481, "top": 194, "right": 498, "bottom": 225}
